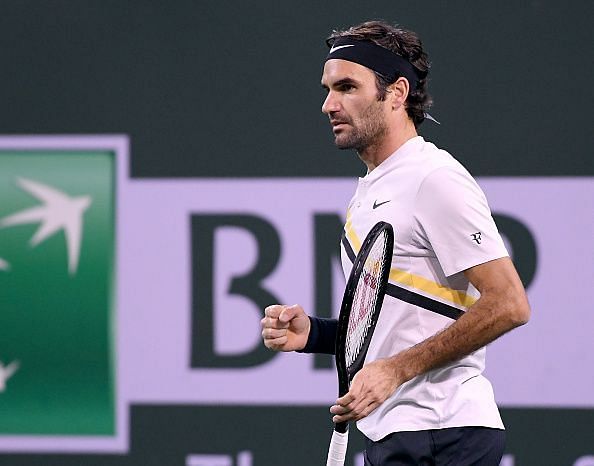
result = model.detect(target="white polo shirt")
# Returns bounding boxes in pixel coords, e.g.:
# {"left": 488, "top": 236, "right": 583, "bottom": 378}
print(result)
{"left": 340, "top": 136, "right": 508, "bottom": 441}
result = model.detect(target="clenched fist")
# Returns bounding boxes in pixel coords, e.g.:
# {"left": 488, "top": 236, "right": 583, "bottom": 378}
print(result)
{"left": 261, "top": 304, "right": 310, "bottom": 352}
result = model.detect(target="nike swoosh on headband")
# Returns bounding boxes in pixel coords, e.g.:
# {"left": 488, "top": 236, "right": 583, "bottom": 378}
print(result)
{"left": 329, "top": 44, "right": 355, "bottom": 54}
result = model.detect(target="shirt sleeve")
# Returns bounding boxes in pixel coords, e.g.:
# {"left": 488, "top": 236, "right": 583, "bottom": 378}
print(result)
{"left": 413, "top": 165, "right": 508, "bottom": 277}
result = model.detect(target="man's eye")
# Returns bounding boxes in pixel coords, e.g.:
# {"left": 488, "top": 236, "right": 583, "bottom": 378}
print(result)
{"left": 340, "top": 84, "right": 355, "bottom": 92}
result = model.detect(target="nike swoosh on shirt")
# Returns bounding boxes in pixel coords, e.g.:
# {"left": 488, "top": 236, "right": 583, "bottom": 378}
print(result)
{"left": 372, "top": 199, "right": 391, "bottom": 209}
{"left": 329, "top": 44, "right": 355, "bottom": 54}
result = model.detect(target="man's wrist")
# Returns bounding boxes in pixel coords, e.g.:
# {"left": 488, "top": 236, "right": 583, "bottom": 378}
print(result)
{"left": 388, "top": 350, "right": 419, "bottom": 386}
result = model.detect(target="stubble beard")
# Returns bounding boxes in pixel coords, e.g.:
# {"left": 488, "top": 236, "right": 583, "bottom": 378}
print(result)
{"left": 334, "top": 99, "right": 388, "bottom": 153}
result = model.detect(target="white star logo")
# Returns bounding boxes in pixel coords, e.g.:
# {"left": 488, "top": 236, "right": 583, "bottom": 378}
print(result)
{"left": 0, "top": 178, "right": 92, "bottom": 275}
{"left": 0, "top": 360, "right": 19, "bottom": 392}
{"left": 0, "top": 257, "right": 9, "bottom": 271}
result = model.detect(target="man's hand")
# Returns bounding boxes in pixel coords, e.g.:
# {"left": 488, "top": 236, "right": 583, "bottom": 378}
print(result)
{"left": 261, "top": 304, "right": 310, "bottom": 352}
{"left": 329, "top": 357, "right": 403, "bottom": 423}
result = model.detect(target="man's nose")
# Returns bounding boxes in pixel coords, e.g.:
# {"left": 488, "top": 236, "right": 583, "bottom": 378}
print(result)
{"left": 322, "top": 92, "right": 340, "bottom": 115}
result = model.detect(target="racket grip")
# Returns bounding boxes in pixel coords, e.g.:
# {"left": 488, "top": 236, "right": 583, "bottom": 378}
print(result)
{"left": 326, "top": 429, "right": 349, "bottom": 466}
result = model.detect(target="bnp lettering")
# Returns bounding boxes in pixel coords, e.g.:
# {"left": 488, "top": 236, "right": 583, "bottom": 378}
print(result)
{"left": 189, "top": 213, "right": 537, "bottom": 371}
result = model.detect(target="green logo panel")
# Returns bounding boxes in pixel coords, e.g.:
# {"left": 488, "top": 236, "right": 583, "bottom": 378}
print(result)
{"left": 0, "top": 150, "right": 115, "bottom": 435}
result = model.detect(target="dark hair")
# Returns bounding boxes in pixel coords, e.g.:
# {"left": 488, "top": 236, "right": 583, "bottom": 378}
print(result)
{"left": 327, "top": 20, "right": 432, "bottom": 127}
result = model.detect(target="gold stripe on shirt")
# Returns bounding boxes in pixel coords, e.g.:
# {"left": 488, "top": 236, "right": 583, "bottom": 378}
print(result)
{"left": 345, "top": 225, "right": 477, "bottom": 310}
{"left": 344, "top": 215, "right": 362, "bottom": 252}
{"left": 389, "top": 268, "right": 477, "bottom": 309}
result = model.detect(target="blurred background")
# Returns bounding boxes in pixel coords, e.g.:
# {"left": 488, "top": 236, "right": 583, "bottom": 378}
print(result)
{"left": 0, "top": 1, "right": 592, "bottom": 465}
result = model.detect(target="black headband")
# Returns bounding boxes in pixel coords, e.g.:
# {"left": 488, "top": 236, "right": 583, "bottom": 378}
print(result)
{"left": 325, "top": 38, "right": 424, "bottom": 90}
{"left": 325, "top": 37, "right": 439, "bottom": 125}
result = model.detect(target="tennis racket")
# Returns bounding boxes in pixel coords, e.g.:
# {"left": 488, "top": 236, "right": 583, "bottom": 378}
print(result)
{"left": 326, "top": 221, "right": 394, "bottom": 466}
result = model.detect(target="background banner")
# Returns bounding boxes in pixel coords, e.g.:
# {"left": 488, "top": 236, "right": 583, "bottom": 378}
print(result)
{"left": 1, "top": 137, "right": 593, "bottom": 465}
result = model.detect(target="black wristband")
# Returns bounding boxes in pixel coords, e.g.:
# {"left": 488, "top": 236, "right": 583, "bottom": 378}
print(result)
{"left": 297, "top": 316, "right": 337, "bottom": 354}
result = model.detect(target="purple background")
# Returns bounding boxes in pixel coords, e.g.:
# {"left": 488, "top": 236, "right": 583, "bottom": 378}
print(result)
{"left": 121, "top": 176, "right": 594, "bottom": 407}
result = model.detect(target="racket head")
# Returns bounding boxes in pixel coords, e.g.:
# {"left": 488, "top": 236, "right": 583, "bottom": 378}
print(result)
{"left": 335, "top": 221, "right": 394, "bottom": 400}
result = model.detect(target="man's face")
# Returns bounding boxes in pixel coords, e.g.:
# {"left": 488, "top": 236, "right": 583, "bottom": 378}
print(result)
{"left": 321, "top": 59, "right": 389, "bottom": 151}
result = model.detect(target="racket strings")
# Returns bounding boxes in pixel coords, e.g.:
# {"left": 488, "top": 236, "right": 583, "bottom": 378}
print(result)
{"left": 345, "top": 233, "right": 389, "bottom": 369}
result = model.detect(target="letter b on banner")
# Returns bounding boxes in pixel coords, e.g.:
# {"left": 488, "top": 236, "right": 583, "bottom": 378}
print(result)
{"left": 191, "top": 215, "right": 281, "bottom": 368}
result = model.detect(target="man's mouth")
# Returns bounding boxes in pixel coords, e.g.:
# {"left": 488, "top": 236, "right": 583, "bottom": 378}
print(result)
{"left": 331, "top": 121, "right": 348, "bottom": 132}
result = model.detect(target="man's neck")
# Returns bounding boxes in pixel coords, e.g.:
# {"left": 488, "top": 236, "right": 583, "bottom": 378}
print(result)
{"left": 359, "top": 120, "right": 418, "bottom": 172}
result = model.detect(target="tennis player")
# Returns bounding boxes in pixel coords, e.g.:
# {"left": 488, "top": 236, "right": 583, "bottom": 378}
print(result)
{"left": 261, "top": 20, "right": 530, "bottom": 465}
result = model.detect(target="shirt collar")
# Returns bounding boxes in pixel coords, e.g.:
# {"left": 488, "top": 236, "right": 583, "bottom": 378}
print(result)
{"left": 360, "top": 136, "right": 424, "bottom": 183}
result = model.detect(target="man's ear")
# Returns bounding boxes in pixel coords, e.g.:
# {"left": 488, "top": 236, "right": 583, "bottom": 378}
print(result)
{"left": 388, "top": 77, "right": 410, "bottom": 109}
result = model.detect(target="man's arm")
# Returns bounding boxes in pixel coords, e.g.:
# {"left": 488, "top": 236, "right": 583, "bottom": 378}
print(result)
{"left": 330, "top": 256, "right": 530, "bottom": 423}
